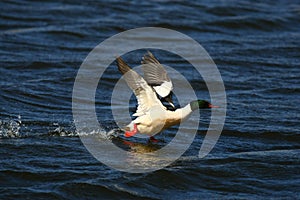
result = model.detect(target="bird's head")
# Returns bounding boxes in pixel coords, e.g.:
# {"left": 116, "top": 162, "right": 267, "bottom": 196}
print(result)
{"left": 190, "top": 100, "right": 219, "bottom": 111}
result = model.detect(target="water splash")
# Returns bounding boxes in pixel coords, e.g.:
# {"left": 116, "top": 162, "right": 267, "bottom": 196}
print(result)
{"left": 48, "top": 124, "right": 78, "bottom": 137}
{"left": 0, "top": 115, "right": 22, "bottom": 138}
{"left": 48, "top": 122, "right": 123, "bottom": 139}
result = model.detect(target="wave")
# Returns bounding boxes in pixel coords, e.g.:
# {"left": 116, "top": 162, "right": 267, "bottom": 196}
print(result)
{"left": 264, "top": 87, "right": 300, "bottom": 95}
{"left": 205, "top": 16, "right": 287, "bottom": 31}
{"left": 1, "top": 115, "right": 298, "bottom": 145}
{"left": 221, "top": 130, "right": 300, "bottom": 142}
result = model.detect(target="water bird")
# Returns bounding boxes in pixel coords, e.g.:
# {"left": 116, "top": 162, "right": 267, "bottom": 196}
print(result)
{"left": 116, "top": 51, "right": 218, "bottom": 141}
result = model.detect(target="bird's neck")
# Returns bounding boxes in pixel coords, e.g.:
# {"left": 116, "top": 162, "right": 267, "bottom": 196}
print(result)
{"left": 172, "top": 103, "right": 193, "bottom": 121}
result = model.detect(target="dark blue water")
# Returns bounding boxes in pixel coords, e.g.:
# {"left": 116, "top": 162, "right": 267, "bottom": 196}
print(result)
{"left": 1, "top": 0, "right": 300, "bottom": 199}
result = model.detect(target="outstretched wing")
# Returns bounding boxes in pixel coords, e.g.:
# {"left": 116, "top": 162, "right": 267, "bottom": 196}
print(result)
{"left": 116, "top": 56, "right": 165, "bottom": 117}
{"left": 141, "top": 51, "right": 173, "bottom": 98}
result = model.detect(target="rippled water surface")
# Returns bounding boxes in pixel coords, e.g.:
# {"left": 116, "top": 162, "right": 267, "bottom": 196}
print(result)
{"left": 1, "top": 0, "right": 299, "bottom": 199}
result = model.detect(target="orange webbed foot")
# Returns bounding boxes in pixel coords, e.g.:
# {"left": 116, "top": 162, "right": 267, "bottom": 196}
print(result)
{"left": 124, "top": 124, "right": 138, "bottom": 138}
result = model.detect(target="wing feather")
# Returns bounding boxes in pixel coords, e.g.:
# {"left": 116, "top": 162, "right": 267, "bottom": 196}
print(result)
{"left": 141, "top": 51, "right": 173, "bottom": 98}
{"left": 116, "top": 57, "right": 165, "bottom": 117}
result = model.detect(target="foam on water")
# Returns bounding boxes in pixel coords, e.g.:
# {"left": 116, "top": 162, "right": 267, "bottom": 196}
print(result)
{"left": 0, "top": 115, "right": 22, "bottom": 138}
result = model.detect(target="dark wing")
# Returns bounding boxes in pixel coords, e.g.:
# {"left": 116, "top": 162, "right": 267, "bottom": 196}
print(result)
{"left": 141, "top": 51, "right": 174, "bottom": 108}
{"left": 141, "top": 51, "right": 172, "bottom": 86}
